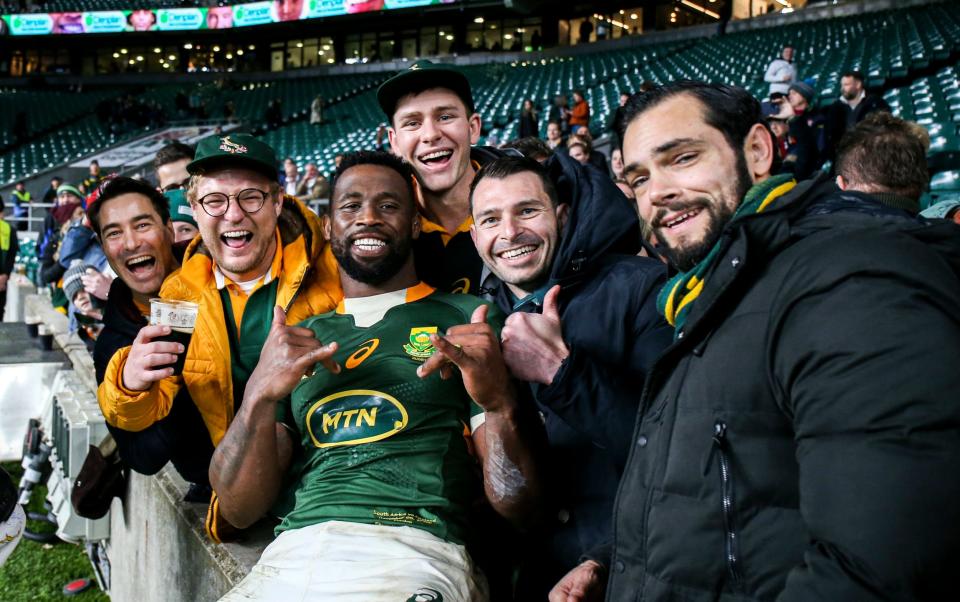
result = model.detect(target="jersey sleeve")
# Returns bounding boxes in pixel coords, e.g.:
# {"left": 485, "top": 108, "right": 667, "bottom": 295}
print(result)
{"left": 275, "top": 395, "right": 296, "bottom": 432}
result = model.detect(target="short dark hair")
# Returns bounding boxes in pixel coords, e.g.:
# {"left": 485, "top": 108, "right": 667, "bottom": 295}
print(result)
{"left": 841, "top": 70, "right": 865, "bottom": 83}
{"left": 501, "top": 137, "right": 553, "bottom": 161}
{"left": 153, "top": 141, "right": 195, "bottom": 172}
{"left": 469, "top": 155, "right": 560, "bottom": 214}
{"left": 87, "top": 176, "right": 169, "bottom": 237}
{"left": 620, "top": 81, "right": 764, "bottom": 157}
{"left": 835, "top": 112, "right": 929, "bottom": 202}
{"left": 332, "top": 150, "right": 416, "bottom": 202}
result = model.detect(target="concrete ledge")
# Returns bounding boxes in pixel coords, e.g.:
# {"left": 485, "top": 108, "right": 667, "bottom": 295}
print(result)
{"left": 17, "top": 293, "right": 271, "bottom": 601}
{"left": 106, "top": 467, "right": 274, "bottom": 601}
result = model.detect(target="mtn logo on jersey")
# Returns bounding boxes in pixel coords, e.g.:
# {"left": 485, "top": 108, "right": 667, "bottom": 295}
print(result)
{"left": 306, "top": 390, "right": 408, "bottom": 448}
{"left": 403, "top": 326, "right": 437, "bottom": 361}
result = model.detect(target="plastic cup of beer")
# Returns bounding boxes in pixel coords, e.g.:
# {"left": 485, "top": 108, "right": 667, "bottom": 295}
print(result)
{"left": 149, "top": 298, "right": 198, "bottom": 375}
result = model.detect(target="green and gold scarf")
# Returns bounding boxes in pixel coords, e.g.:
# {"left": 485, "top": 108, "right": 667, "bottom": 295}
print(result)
{"left": 657, "top": 174, "right": 797, "bottom": 335}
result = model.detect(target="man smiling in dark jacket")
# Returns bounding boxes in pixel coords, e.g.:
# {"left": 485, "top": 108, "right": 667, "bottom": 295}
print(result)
{"left": 88, "top": 177, "right": 212, "bottom": 489}
{"left": 469, "top": 153, "right": 671, "bottom": 597}
{"left": 553, "top": 81, "right": 960, "bottom": 601}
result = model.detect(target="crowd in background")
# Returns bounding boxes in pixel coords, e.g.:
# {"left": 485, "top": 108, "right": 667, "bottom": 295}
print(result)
{"left": 1, "top": 43, "right": 959, "bottom": 602}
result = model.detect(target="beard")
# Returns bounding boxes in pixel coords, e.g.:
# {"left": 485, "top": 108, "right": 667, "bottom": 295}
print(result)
{"left": 331, "top": 229, "right": 412, "bottom": 286}
{"left": 655, "top": 152, "right": 753, "bottom": 273}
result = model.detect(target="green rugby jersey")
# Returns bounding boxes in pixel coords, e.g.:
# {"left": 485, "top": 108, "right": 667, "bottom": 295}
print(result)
{"left": 276, "top": 282, "right": 504, "bottom": 545}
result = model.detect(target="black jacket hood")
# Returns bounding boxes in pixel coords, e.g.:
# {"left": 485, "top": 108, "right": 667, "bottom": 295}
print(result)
{"left": 544, "top": 151, "right": 640, "bottom": 287}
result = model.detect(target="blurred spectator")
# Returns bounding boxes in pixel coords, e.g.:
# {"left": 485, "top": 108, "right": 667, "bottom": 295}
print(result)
{"left": 374, "top": 124, "right": 389, "bottom": 152}
{"left": 223, "top": 100, "right": 236, "bottom": 122}
{"left": 579, "top": 18, "right": 593, "bottom": 44}
{"left": 823, "top": 70, "right": 891, "bottom": 164}
{"left": 501, "top": 137, "right": 553, "bottom": 162}
{"left": 0, "top": 198, "right": 18, "bottom": 321}
{"left": 38, "top": 184, "right": 84, "bottom": 286}
{"left": 834, "top": 112, "right": 928, "bottom": 215}
{"left": 764, "top": 45, "right": 796, "bottom": 96}
{"left": 610, "top": 147, "right": 626, "bottom": 181}
{"left": 610, "top": 148, "right": 635, "bottom": 200}
{"left": 164, "top": 189, "right": 199, "bottom": 243}
{"left": 82, "top": 160, "right": 103, "bottom": 193}
{"left": 281, "top": 157, "right": 299, "bottom": 196}
{"left": 265, "top": 98, "right": 283, "bottom": 129}
{"left": 567, "top": 129, "right": 608, "bottom": 174}
{"left": 566, "top": 135, "right": 590, "bottom": 166}
{"left": 310, "top": 94, "right": 325, "bottom": 125}
{"left": 608, "top": 90, "right": 631, "bottom": 148}
{"left": 569, "top": 90, "right": 590, "bottom": 131}
{"left": 42, "top": 175, "right": 62, "bottom": 203}
{"left": 154, "top": 141, "right": 195, "bottom": 193}
{"left": 519, "top": 99, "right": 539, "bottom": 139}
{"left": 545, "top": 121, "right": 565, "bottom": 151}
{"left": 10, "top": 180, "right": 30, "bottom": 232}
{"left": 296, "top": 163, "right": 330, "bottom": 201}
{"left": 63, "top": 260, "right": 107, "bottom": 349}
{"left": 773, "top": 81, "right": 822, "bottom": 179}
{"left": 767, "top": 114, "right": 791, "bottom": 162}
{"left": 549, "top": 94, "right": 570, "bottom": 134}
{"left": 12, "top": 111, "right": 27, "bottom": 144}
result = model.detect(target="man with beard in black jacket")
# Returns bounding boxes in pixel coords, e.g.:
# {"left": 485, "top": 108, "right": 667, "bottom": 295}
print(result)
{"left": 469, "top": 153, "right": 672, "bottom": 598}
{"left": 553, "top": 80, "right": 960, "bottom": 601}
{"left": 87, "top": 177, "right": 213, "bottom": 492}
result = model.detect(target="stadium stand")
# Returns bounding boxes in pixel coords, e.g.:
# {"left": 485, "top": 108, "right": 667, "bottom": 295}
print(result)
{"left": 0, "top": 2, "right": 957, "bottom": 191}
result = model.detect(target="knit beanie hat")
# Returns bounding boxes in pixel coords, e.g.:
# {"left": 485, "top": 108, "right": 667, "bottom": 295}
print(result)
{"left": 789, "top": 81, "right": 816, "bottom": 104}
{"left": 164, "top": 189, "right": 197, "bottom": 228}
{"left": 56, "top": 184, "right": 84, "bottom": 202}
{"left": 63, "top": 261, "right": 95, "bottom": 302}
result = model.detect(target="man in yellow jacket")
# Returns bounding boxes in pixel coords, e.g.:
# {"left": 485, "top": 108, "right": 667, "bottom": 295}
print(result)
{"left": 98, "top": 133, "right": 340, "bottom": 539}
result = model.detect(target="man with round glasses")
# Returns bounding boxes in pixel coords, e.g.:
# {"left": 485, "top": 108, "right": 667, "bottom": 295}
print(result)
{"left": 98, "top": 133, "right": 341, "bottom": 541}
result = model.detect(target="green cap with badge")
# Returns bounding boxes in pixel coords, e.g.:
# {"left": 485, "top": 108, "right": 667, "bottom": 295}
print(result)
{"left": 376, "top": 59, "right": 475, "bottom": 121}
{"left": 187, "top": 133, "right": 278, "bottom": 181}
{"left": 164, "top": 189, "right": 197, "bottom": 228}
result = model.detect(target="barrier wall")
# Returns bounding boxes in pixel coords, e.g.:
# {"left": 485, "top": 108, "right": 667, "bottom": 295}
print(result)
{"left": 9, "top": 284, "right": 268, "bottom": 601}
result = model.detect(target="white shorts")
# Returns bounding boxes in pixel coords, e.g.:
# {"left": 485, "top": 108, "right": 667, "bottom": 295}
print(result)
{"left": 219, "top": 521, "right": 489, "bottom": 602}
{"left": 0, "top": 504, "right": 25, "bottom": 567}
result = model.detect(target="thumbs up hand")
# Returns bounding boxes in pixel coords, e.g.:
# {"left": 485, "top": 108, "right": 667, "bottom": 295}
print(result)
{"left": 246, "top": 306, "right": 340, "bottom": 405}
{"left": 501, "top": 285, "right": 569, "bottom": 386}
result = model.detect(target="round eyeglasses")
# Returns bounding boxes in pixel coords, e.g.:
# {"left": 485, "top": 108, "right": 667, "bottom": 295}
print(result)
{"left": 196, "top": 188, "right": 271, "bottom": 217}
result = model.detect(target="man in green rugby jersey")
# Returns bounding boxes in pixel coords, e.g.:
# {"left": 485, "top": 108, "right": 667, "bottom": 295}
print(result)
{"left": 210, "top": 150, "right": 543, "bottom": 602}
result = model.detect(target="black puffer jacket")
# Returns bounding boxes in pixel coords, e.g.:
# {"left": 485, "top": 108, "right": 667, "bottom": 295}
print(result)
{"left": 485, "top": 152, "right": 672, "bottom": 594}
{"left": 607, "top": 173, "right": 960, "bottom": 601}
{"left": 93, "top": 247, "right": 212, "bottom": 485}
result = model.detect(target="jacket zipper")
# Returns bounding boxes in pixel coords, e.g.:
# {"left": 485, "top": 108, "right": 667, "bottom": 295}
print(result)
{"left": 712, "top": 420, "right": 743, "bottom": 590}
